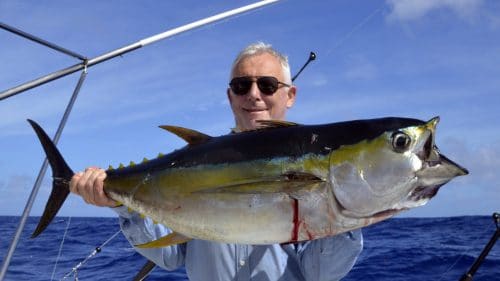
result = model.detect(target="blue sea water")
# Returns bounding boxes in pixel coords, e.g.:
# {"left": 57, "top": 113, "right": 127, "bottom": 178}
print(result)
{"left": 0, "top": 216, "right": 498, "bottom": 281}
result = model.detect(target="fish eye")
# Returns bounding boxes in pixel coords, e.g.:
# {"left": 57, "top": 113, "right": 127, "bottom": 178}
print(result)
{"left": 391, "top": 131, "right": 411, "bottom": 153}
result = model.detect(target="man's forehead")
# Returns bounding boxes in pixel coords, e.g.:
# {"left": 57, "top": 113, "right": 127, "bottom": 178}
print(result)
{"left": 232, "top": 53, "right": 283, "bottom": 76}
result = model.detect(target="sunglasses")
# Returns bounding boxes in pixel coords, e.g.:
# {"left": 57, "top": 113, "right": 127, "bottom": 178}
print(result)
{"left": 229, "top": 76, "right": 291, "bottom": 96}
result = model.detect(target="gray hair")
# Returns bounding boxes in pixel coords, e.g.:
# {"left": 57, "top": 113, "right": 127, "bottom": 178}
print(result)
{"left": 230, "top": 42, "right": 292, "bottom": 84}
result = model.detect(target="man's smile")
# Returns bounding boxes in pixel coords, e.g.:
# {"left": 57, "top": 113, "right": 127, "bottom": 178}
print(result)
{"left": 243, "top": 107, "right": 268, "bottom": 113}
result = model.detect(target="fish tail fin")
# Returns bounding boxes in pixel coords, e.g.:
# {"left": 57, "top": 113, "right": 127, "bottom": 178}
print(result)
{"left": 28, "top": 119, "right": 74, "bottom": 238}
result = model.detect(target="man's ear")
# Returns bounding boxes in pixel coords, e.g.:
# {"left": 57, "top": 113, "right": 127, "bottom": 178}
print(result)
{"left": 286, "top": 86, "right": 297, "bottom": 108}
{"left": 227, "top": 88, "right": 233, "bottom": 104}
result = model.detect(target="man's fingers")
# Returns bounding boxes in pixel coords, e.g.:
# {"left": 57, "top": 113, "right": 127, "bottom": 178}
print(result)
{"left": 91, "top": 169, "right": 113, "bottom": 206}
{"left": 78, "top": 169, "right": 96, "bottom": 204}
{"left": 86, "top": 169, "right": 103, "bottom": 205}
{"left": 95, "top": 171, "right": 116, "bottom": 207}
{"left": 69, "top": 167, "right": 113, "bottom": 207}
{"left": 69, "top": 172, "right": 83, "bottom": 194}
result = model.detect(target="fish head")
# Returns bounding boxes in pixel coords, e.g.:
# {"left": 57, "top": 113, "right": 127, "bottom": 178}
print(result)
{"left": 330, "top": 117, "right": 468, "bottom": 220}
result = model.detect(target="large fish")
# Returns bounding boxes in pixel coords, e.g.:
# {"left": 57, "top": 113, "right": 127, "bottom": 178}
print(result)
{"left": 29, "top": 116, "right": 467, "bottom": 247}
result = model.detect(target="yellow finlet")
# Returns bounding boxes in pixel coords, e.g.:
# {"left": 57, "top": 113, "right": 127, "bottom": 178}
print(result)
{"left": 142, "top": 157, "right": 149, "bottom": 163}
{"left": 129, "top": 161, "right": 136, "bottom": 166}
{"left": 119, "top": 163, "right": 125, "bottom": 169}
{"left": 107, "top": 165, "right": 114, "bottom": 171}
{"left": 135, "top": 232, "right": 192, "bottom": 248}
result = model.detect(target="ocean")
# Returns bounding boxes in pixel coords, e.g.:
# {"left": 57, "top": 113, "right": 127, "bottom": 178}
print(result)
{"left": 0, "top": 216, "right": 498, "bottom": 281}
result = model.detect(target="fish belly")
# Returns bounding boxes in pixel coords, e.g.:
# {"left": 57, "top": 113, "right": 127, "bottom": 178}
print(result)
{"left": 152, "top": 192, "right": 295, "bottom": 244}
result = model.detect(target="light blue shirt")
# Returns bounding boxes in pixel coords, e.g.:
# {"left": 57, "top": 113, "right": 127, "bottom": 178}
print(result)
{"left": 115, "top": 207, "right": 363, "bottom": 281}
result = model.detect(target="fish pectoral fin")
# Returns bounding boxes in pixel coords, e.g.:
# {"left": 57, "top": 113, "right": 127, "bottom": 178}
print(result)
{"left": 194, "top": 173, "right": 325, "bottom": 194}
{"left": 282, "top": 171, "right": 323, "bottom": 181}
{"left": 135, "top": 232, "right": 191, "bottom": 248}
{"left": 159, "top": 125, "right": 211, "bottom": 145}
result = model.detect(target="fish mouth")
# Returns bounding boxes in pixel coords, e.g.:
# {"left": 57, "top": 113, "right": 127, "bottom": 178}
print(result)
{"left": 410, "top": 150, "right": 468, "bottom": 203}
{"left": 371, "top": 184, "right": 444, "bottom": 218}
{"left": 414, "top": 126, "right": 468, "bottom": 198}
{"left": 409, "top": 184, "right": 443, "bottom": 201}
{"left": 417, "top": 152, "right": 468, "bottom": 183}
{"left": 369, "top": 184, "right": 443, "bottom": 219}
{"left": 372, "top": 208, "right": 405, "bottom": 219}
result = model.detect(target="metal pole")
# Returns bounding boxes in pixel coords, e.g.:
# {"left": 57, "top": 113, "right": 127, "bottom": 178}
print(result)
{"left": 0, "top": 0, "right": 280, "bottom": 101}
{"left": 0, "top": 70, "right": 87, "bottom": 281}
{"left": 0, "top": 22, "right": 87, "bottom": 61}
{"left": 459, "top": 213, "right": 499, "bottom": 281}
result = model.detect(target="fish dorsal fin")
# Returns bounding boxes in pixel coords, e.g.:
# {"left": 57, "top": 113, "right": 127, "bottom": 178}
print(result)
{"left": 232, "top": 120, "right": 300, "bottom": 133}
{"left": 256, "top": 119, "right": 300, "bottom": 129}
{"left": 135, "top": 232, "right": 192, "bottom": 248}
{"left": 159, "top": 125, "right": 211, "bottom": 145}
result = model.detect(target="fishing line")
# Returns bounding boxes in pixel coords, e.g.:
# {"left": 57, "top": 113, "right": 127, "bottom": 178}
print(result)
{"left": 50, "top": 217, "right": 72, "bottom": 281}
{"left": 60, "top": 229, "right": 122, "bottom": 281}
{"left": 0, "top": 69, "right": 87, "bottom": 280}
{"left": 324, "top": 6, "right": 383, "bottom": 58}
{"left": 435, "top": 219, "right": 494, "bottom": 281}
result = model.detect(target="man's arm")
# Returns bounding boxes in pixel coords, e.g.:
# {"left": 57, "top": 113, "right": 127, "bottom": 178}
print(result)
{"left": 114, "top": 206, "right": 186, "bottom": 270}
{"left": 297, "top": 230, "right": 363, "bottom": 281}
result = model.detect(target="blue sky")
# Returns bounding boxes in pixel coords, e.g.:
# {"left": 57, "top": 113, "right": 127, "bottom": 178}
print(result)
{"left": 0, "top": 0, "right": 498, "bottom": 218}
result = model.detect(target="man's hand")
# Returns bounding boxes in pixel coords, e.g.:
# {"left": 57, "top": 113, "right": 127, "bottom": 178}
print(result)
{"left": 70, "top": 167, "right": 117, "bottom": 207}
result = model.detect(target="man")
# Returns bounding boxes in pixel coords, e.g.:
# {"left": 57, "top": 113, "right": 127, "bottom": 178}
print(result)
{"left": 71, "top": 42, "right": 363, "bottom": 280}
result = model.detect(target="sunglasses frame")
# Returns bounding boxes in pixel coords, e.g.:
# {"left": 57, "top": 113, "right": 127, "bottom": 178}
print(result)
{"left": 229, "top": 76, "right": 291, "bottom": 96}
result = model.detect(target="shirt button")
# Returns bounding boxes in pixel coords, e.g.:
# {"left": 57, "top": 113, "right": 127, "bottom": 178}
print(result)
{"left": 239, "top": 259, "right": 246, "bottom": 266}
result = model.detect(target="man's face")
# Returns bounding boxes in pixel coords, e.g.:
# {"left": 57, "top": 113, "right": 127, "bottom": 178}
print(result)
{"left": 227, "top": 52, "right": 296, "bottom": 131}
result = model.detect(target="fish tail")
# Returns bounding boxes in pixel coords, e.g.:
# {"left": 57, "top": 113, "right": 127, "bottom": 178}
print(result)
{"left": 28, "top": 119, "right": 74, "bottom": 238}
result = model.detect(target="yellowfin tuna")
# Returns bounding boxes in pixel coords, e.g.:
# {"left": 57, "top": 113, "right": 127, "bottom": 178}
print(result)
{"left": 28, "top": 117, "right": 467, "bottom": 247}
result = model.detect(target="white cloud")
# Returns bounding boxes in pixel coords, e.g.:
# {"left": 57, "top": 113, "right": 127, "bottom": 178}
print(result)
{"left": 386, "top": 0, "right": 484, "bottom": 22}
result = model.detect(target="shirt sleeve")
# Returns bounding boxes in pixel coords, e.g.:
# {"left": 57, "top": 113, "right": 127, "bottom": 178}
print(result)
{"left": 297, "top": 230, "right": 363, "bottom": 281}
{"left": 113, "top": 206, "right": 186, "bottom": 271}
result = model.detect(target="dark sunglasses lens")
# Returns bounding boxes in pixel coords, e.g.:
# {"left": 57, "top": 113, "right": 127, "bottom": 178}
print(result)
{"left": 257, "top": 77, "right": 279, "bottom": 95}
{"left": 230, "top": 78, "right": 252, "bottom": 95}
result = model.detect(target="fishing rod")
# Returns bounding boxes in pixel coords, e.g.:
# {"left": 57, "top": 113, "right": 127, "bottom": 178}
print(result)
{"left": 0, "top": 0, "right": 280, "bottom": 101}
{"left": 292, "top": 51, "right": 316, "bottom": 82}
{"left": 459, "top": 212, "right": 499, "bottom": 281}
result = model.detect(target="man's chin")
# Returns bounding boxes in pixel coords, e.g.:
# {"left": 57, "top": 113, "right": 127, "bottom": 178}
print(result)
{"left": 240, "top": 119, "right": 266, "bottom": 131}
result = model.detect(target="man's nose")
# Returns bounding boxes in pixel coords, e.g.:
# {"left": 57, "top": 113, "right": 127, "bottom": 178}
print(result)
{"left": 247, "top": 82, "right": 262, "bottom": 99}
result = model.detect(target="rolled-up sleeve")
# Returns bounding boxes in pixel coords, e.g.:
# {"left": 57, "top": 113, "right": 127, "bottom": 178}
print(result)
{"left": 298, "top": 230, "right": 363, "bottom": 281}
{"left": 113, "top": 206, "right": 186, "bottom": 271}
